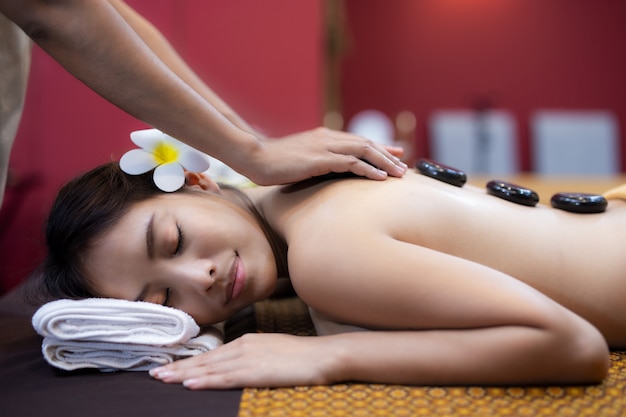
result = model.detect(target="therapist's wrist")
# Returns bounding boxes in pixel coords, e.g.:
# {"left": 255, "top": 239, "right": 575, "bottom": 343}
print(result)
{"left": 223, "top": 131, "right": 268, "bottom": 182}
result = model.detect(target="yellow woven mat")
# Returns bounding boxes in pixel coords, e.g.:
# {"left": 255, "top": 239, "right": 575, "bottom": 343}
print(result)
{"left": 239, "top": 297, "right": 626, "bottom": 417}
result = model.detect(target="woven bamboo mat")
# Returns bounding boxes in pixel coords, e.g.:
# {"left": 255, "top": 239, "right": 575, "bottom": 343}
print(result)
{"left": 239, "top": 297, "right": 626, "bottom": 417}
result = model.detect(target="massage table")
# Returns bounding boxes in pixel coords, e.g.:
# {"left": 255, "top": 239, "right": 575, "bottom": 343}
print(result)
{"left": 2, "top": 176, "right": 626, "bottom": 417}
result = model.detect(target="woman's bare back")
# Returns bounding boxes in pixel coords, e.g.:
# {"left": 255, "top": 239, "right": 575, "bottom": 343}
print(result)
{"left": 258, "top": 171, "right": 626, "bottom": 346}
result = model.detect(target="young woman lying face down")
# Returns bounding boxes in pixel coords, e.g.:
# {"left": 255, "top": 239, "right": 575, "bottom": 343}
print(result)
{"left": 40, "top": 162, "right": 623, "bottom": 389}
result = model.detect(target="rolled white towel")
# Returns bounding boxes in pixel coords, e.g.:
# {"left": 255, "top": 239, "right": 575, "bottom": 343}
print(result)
{"left": 32, "top": 298, "right": 199, "bottom": 346}
{"left": 41, "top": 325, "right": 224, "bottom": 372}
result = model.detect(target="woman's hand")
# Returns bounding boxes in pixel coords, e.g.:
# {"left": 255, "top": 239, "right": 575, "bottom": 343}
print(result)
{"left": 242, "top": 127, "right": 407, "bottom": 185}
{"left": 149, "top": 333, "right": 339, "bottom": 389}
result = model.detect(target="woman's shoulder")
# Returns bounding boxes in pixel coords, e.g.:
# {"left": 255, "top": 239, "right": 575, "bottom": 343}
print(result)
{"left": 258, "top": 171, "right": 459, "bottom": 237}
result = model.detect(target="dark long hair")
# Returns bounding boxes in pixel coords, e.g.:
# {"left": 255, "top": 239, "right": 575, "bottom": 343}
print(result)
{"left": 37, "top": 162, "right": 163, "bottom": 300}
{"left": 33, "top": 162, "right": 288, "bottom": 303}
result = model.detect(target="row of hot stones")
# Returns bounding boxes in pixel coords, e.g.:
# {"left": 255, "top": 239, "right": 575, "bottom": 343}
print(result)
{"left": 415, "top": 159, "right": 608, "bottom": 214}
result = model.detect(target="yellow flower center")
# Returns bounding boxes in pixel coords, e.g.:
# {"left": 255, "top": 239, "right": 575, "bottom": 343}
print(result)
{"left": 153, "top": 141, "right": 179, "bottom": 165}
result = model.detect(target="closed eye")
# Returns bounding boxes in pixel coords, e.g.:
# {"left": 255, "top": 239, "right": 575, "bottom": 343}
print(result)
{"left": 175, "top": 224, "right": 185, "bottom": 255}
{"left": 162, "top": 288, "right": 171, "bottom": 306}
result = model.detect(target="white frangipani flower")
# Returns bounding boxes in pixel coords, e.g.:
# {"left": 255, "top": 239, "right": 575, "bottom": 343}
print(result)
{"left": 119, "top": 128, "right": 211, "bottom": 192}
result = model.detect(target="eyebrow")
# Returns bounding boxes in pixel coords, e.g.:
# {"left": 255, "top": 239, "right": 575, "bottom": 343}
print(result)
{"left": 146, "top": 213, "right": 156, "bottom": 259}
{"left": 135, "top": 214, "right": 156, "bottom": 302}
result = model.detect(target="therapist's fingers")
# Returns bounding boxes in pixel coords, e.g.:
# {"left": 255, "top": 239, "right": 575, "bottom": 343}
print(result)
{"left": 384, "top": 145, "right": 405, "bottom": 159}
{"left": 324, "top": 133, "right": 407, "bottom": 179}
{"left": 326, "top": 130, "right": 407, "bottom": 177}
{"left": 243, "top": 128, "right": 408, "bottom": 185}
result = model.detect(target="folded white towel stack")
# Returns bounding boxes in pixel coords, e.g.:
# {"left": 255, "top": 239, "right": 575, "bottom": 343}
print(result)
{"left": 32, "top": 298, "right": 224, "bottom": 372}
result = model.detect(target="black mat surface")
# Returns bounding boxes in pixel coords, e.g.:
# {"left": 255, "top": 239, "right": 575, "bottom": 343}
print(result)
{"left": 0, "top": 288, "right": 245, "bottom": 417}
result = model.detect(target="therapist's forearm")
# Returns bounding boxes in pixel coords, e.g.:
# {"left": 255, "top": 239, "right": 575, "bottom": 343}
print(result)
{"left": 108, "top": 0, "right": 261, "bottom": 138}
{"left": 1, "top": 0, "right": 259, "bottom": 171}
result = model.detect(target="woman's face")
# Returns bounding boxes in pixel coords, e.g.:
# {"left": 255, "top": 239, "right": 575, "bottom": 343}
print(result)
{"left": 84, "top": 190, "right": 278, "bottom": 325}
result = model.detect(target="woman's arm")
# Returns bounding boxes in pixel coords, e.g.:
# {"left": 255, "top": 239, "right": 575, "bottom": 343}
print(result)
{"left": 149, "top": 235, "right": 609, "bottom": 389}
{"left": 0, "top": 0, "right": 407, "bottom": 185}
{"left": 149, "top": 321, "right": 607, "bottom": 389}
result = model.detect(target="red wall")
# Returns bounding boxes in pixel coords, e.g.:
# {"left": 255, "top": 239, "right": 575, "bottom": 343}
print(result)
{"left": 0, "top": 0, "right": 323, "bottom": 293}
{"left": 5, "top": 0, "right": 625, "bottom": 293}
{"left": 341, "top": 0, "right": 626, "bottom": 170}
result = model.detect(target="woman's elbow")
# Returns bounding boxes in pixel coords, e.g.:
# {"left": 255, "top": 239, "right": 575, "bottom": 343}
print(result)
{"left": 551, "top": 316, "right": 610, "bottom": 384}
{"left": 571, "top": 328, "right": 610, "bottom": 384}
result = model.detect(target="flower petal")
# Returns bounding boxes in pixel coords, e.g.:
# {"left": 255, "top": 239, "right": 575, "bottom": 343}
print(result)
{"left": 130, "top": 128, "right": 167, "bottom": 150}
{"left": 153, "top": 162, "right": 185, "bottom": 192}
{"left": 120, "top": 149, "right": 159, "bottom": 175}
{"left": 178, "top": 149, "right": 211, "bottom": 172}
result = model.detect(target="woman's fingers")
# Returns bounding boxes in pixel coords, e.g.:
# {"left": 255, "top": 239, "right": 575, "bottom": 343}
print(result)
{"left": 149, "top": 333, "right": 332, "bottom": 389}
{"left": 149, "top": 343, "right": 239, "bottom": 383}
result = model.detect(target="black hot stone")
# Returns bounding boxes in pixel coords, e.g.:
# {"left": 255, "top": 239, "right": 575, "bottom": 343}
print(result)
{"left": 486, "top": 180, "right": 539, "bottom": 207}
{"left": 550, "top": 193, "right": 607, "bottom": 214}
{"left": 415, "top": 159, "right": 467, "bottom": 187}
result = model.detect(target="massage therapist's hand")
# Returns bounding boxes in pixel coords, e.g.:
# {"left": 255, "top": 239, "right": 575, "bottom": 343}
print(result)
{"left": 149, "top": 333, "right": 340, "bottom": 389}
{"left": 241, "top": 128, "right": 407, "bottom": 185}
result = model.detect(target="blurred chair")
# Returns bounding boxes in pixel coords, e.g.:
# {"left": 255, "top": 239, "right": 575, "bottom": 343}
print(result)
{"left": 531, "top": 110, "right": 619, "bottom": 176}
{"left": 394, "top": 110, "right": 417, "bottom": 164}
{"left": 429, "top": 110, "right": 519, "bottom": 175}
{"left": 347, "top": 110, "right": 395, "bottom": 147}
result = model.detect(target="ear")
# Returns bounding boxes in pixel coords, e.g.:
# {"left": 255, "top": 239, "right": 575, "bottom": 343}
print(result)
{"left": 184, "top": 171, "right": 221, "bottom": 193}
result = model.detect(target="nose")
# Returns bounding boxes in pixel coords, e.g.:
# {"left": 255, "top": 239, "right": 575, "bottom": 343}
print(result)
{"left": 177, "top": 259, "right": 216, "bottom": 293}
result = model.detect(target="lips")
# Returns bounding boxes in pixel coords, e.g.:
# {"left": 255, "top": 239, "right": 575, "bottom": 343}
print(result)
{"left": 227, "top": 254, "right": 246, "bottom": 303}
